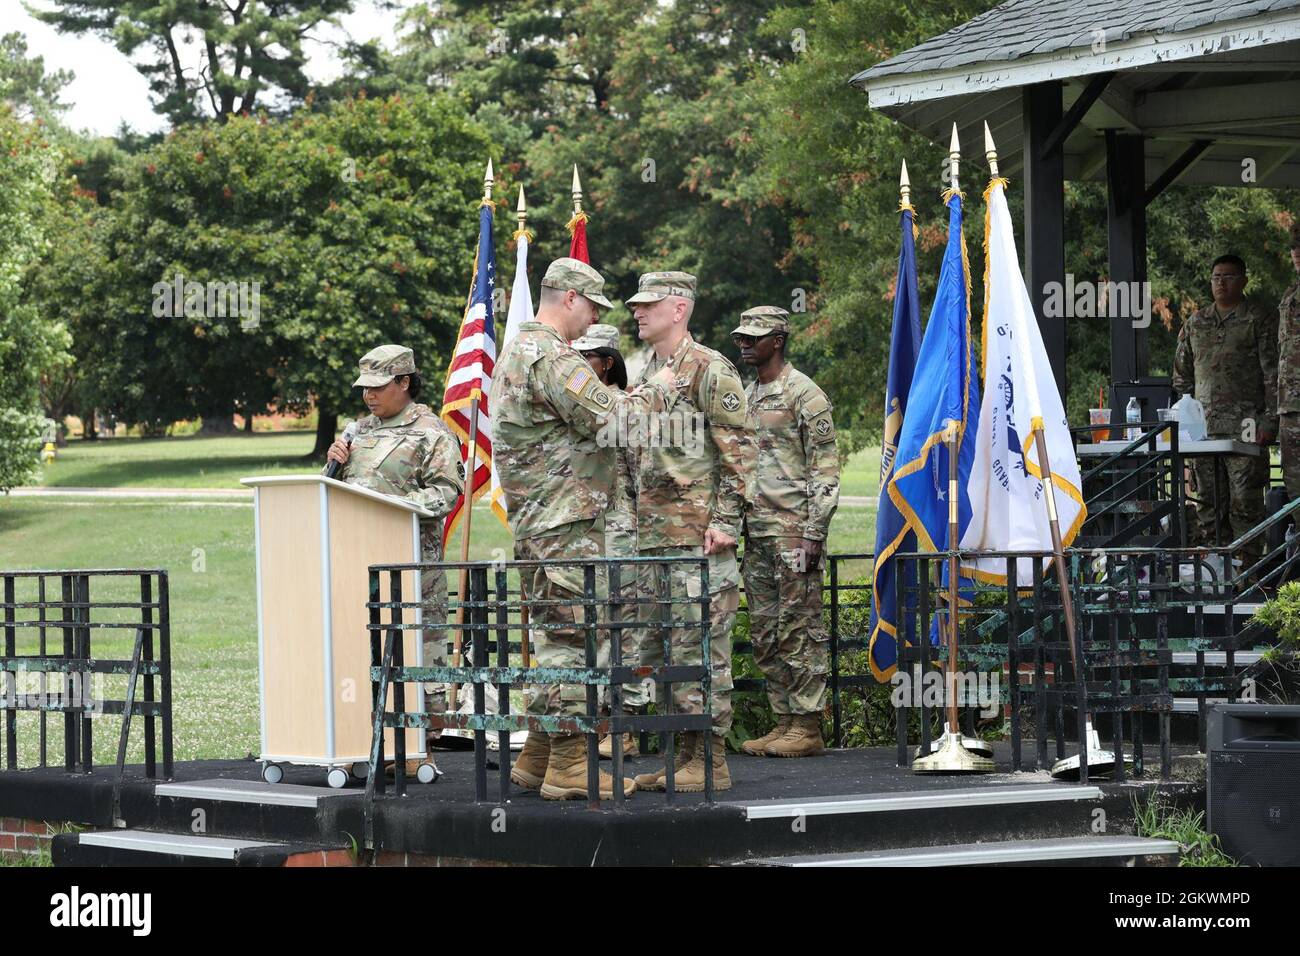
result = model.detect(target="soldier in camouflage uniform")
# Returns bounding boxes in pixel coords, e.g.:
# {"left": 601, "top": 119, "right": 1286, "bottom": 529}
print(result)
{"left": 491, "top": 259, "right": 678, "bottom": 800}
{"left": 732, "top": 307, "right": 839, "bottom": 758}
{"left": 623, "top": 272, "right": 754, "bottom": 794}
{"left": 323, "top": 345, "right": 465, "bottom": 760}
{"left": 570, "top": 323, "right": 650, "bottom": 758}
{"left": 1276, "top": 224, "right": 1300, "bottom": 500}
{"left": 1173, "top": 255, "right": 1278, "bottom": 566}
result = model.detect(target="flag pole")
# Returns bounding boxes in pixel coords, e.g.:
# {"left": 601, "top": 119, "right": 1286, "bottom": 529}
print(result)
{"left": 514, "top": 182, "right": 532, "bottom": 669}
{"left": 983, "top": 123, "right": 1117, "bottom": 779}
{"left": 914, "top": 124, "right": 993, "bottom": 774}
{"left": 450, "top": 158, "right": 494, "bottom": 707}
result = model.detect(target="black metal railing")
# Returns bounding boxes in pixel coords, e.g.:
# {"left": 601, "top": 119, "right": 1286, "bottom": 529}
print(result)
{"left": 363, "top": 556, "right": 716, "bottom": 828}
{"left": 1072, "top": 421, "right": 1185, "bottom": 549}
{"left": 0, "top": 569, "right": 174, "bottom": 818}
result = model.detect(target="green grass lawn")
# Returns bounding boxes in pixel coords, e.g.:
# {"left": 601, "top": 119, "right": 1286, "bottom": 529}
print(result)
{"left": 0, "top": 492, "right": 875, "bottom": 766}
{"left": 33, "top": 433, "right": 884, "bottom": 497}
{"left": 33, "top": 432, "right": 320, "bottom": 489}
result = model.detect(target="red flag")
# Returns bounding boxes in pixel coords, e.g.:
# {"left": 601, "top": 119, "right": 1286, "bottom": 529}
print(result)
{"left": 567, "top": 211, "right": 590, "bottom": 264}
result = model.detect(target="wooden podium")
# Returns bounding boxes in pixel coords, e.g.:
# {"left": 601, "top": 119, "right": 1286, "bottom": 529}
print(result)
{"left": 240, "top": 475, "right": 435, "bottom": 787}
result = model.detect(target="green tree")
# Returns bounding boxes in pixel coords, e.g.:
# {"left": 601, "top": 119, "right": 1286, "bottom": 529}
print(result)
{"left": 30, "top": 0, "right": 357, "bottom": 124}
{"left": 0, "top": 30, "right": 74, "bottom": 122}
{"left": 0, "top": 106, "right": 72, "bottom": 492}
{"left": 80, "top": 92, "right": 492, "bottom": 450}
{"left": 381, "top": 0, "right": 814, "bottom": 353}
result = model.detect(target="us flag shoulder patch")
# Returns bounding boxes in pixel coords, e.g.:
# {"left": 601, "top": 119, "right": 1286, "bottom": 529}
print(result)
{"left": 565, "top": 367, "right": 593, "bottom": 396}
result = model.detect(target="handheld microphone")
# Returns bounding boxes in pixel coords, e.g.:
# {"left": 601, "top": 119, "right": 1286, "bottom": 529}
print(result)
{"left": 324, "top": 420, "right": 358, "bottom": 480}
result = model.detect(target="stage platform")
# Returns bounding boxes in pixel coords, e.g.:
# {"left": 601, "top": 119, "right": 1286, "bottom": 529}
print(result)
{"left": 0, "top": 743, "right": 1202, "bottom": 866}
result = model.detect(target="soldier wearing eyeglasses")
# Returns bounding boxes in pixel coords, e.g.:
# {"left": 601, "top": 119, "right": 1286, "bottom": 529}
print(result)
{"left": 1173, "top": 255, "right": 1279, "bottom": 565}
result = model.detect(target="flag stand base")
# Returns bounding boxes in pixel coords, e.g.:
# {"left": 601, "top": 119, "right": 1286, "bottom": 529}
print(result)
{"left": 911, "top": 731, "right": 994, "bottom": 773}
{"left": 1050, "top": 723, "right": 1132, "bottom": 779}
{"left": 914, "top": 722, "right": 993, "bottom": 760}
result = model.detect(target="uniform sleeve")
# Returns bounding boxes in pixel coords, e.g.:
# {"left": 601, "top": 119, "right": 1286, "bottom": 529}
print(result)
{"left": 402, "top": 427, "right": 465, "bottom": 519}
{"left": 1172, "top": 321, "right": 1194, "bottom": 396}
{"left": 1258, "top": 303, "right": 1280, "bottom": 435}
{"left": 799, "top": 390, "right": 840, "bottom": 540}
{"left": 700, "top": 360, "right": 753, "bottom": 540}
{"left": 537, "top": 347, "right": 671, "bottom": 439}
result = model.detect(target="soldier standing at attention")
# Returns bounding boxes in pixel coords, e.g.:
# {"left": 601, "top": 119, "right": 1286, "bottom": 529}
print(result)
{"left": 569, "top": 323, "right": 649, "bottom": 759}
{"left": 491, "top": 259, "right": 678, "bottom": 800}
{"left": 1173, "top": 255, "right": 1279, "bottom": 568}
{"left": 324, "top": 345, "right": 465, "bottom": 766}
{"left": 732, "top": 307, "right": 839, "bottom": 758}
{"left": 625, "top": 272, "right": 754, "bottom": 794}
{"left": 1276, "top": 224, "right": 1300, "bottom": 500}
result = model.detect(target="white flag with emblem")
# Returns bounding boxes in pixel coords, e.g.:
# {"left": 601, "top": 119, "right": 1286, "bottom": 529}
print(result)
{"left": 959, "top": 176, "right": 1086, "bottom": 586}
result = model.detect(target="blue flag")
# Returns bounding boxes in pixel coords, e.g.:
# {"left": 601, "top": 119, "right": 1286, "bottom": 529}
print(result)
{"left": 885, "top": 191, "right": 981, "bottom": 660}
{"left": 868, "top": 202, "right": 923, "bottom": 682}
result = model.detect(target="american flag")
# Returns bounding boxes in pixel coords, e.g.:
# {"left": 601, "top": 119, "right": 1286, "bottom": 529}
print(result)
{"left": 440, "top": 199, "right": 506, "bottom": 547}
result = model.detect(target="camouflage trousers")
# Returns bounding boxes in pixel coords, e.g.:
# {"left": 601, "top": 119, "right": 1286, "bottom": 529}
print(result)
{"left": 596, "top": 545, "right": 651, "bottom": 711}
{"left": 418, "top": 524, "right": 449, "bottom": 720}
{"left": 1189, "top": 451, "right": 1268, "bottom": 561}
{"left": 740, "top": 535, "right": 829, "bottom": 716}
{"left": 635, "top": 546, "right": 736, "bottom": 736}
{"left": 515, "top": 519, "right": 606, "bottom": 720}
{"left": 1281, "top": 412, "right": 1300, "bottom": 501}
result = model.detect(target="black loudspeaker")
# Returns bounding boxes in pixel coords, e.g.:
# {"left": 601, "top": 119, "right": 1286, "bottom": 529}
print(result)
{"left": 1207, "top": 704, "right": 1300, "bottom": 866}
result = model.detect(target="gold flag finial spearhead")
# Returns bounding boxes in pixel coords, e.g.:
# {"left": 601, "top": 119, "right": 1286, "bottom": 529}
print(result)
{"left": 482, "top": 158, "right": 494, "bottom": 202}
{"left": 900, "top": 159, "right": 911, "bottom": 207}
{"left": 984, "top": 121, "right": 999, "bottom": 178}
{"left": 571, "top": 163, "right": 583, "bottom": 215}
{"left": 949, "top": 123, "right": 960, "bottom": 192}
{"left": 516, "top": 183, "right": 527, "bottom": 222}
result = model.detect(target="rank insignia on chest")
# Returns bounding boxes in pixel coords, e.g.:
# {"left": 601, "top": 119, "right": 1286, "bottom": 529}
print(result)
{"left": 675, "top": 377, "right": 691, "bottom": 389}
{"left": 565, "top": 368, "right": 593, "bottom": 396}
{"left": 721, "top": 391, "right": 741, "bottom": 412}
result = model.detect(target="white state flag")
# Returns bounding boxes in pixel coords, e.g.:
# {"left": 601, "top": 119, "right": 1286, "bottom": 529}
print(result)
{"left": 959, "top": 177, "right": 1086, "bottom": 586}
{"left": 489, "top": 233, "right": 534, "bottom": 524}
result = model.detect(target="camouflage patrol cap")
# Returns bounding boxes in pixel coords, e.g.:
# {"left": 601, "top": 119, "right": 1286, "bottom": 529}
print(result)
{"left": 541, "top": 257, "right": 613, "bottom": 310}
{"left": 353, "top": 344, "right": 418, "bottom": 387}
{"left": 1290, "top": 220, "right": 1300, "bottom": 249}
{"left": 571, "top": 323, "right": 622, "bottom": 353}
{"left": 732, "top": 305, "right": 790, "bottom": 338}
{"left": 625, "top": 271, "right": 697, "bottom": 304}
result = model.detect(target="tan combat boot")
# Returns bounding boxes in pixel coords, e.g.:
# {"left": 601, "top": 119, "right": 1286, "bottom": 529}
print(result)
{"left": 598, "top": 732, "right": 639, "bottom": 759}
{"left": 741, "top": 715, "right": 792, "bottom": 756}
{"left": 632, "top": 732, "right": 696, "bottom": 791}
{"left": 764, "top": 713, "right": 824, "bottom": 758}
{"left": 509, "top": 731, "right": 550, "bottom": 790}
{"left": 673, "top": 734, "right": 732, "bottom": 792}
{"left": 540, "top": 734, "right": 638, "bottom": 800}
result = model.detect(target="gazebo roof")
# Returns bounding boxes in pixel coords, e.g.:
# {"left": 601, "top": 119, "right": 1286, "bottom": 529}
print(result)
{"left": 851, "top": 0, "right": 1300, "bottom": 187}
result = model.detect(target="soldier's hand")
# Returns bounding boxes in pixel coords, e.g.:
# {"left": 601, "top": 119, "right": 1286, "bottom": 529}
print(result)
{"left": 1258, "top": 429, "right": 1276, "bottom": 446}
{"left": 704, "top": 527, "right": 736, "bottom": 555}
{"left": 326, "top": 438, "right": 351, "bottom": 465}
{"left": 799, "top": 538, "right": 824, "bottom": 568}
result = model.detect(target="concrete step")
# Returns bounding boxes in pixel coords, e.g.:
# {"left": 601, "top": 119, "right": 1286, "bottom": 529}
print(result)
{"left": 52, "top": 829, "right": 353, "bottom": 867}
{"left": 145, "top": 778, "right": 363, "bottom": 843}
{"left": 719, "top": 784, "right": 1130, "bottom": 862}
{"left": 155, "top": 779, "right": 355, "bottom": 808}
{"left": 747, "top": 836, "right": 1181, "bottom": 867}
{"left": 729, "top": 784, "right": 1102, "bottom": 821}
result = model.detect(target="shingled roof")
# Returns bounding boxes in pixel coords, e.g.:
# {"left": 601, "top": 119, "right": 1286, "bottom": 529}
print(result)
{"left": 852, "top": 0, "right": 1300, "bottom": 85}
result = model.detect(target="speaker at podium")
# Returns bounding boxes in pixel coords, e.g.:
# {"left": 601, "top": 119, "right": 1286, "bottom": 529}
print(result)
{"left": 241, "top": 475, "right": 437, "bottom": 788}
